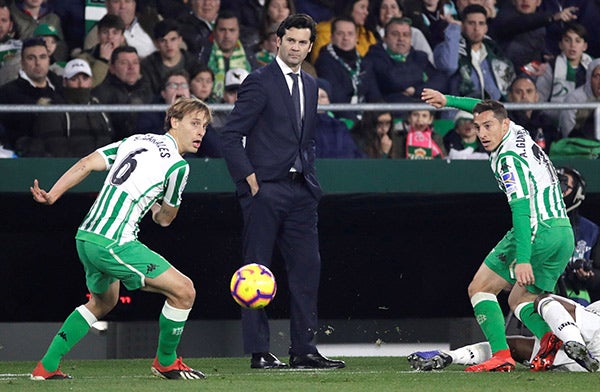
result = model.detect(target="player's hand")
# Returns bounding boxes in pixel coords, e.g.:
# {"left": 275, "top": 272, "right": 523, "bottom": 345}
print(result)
{"left": 421, "top": 88, "right": 447, "bottom": 108}
{"left": 30, "top": 179, "right": 54, "bottom": 205}
{"left": 515, "top": 263, "right": 535, "bottom": 286}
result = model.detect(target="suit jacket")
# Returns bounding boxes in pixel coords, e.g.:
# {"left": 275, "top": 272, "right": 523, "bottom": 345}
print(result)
{"left": 221, "top": 60, "right": 322, "bottom": 199}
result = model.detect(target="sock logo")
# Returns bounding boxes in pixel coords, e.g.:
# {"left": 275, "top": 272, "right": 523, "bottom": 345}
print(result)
{"left": 58, "top": 331, "right": 68, "bottom": 341}
{"left": 476, "top": 314, "right": 487, "bottom": 325}
{"left": 172, "top": 327, "right": 184, "bottom": 336}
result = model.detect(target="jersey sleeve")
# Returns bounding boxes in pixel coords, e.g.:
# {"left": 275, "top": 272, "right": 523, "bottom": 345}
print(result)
{"left": 162, "top": 161, "right": 189, "bottom": 207}
{"left": 95, "top": 140, "right": 122, "bottom": 170}
{"left": 497, "top": 154, "right": 533, "bottom": 263}
{"left": 444, "top": 95, "right": 480, "bottom": 113}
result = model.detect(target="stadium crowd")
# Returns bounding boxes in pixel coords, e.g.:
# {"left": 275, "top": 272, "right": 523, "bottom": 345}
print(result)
{"left": 1, "top": 0, "right": 600, "bottom": 159}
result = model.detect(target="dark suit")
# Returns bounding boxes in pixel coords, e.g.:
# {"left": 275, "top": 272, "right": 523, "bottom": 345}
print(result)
{"left": 221, "top": 59, "right": 323, "bottom": 356}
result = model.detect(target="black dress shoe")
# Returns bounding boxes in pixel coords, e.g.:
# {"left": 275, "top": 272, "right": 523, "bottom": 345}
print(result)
{"left": 289, "top": 352, "right": 346, "bottom": 369}
{"left": 251, "top": 352, "right": 288, "bottom": 369}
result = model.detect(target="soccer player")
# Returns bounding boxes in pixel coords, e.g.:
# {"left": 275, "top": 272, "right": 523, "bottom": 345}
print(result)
{"left": 29, "top": 97, "right": 212, "bottom": 380}
{"left": 422, "top": 88, "right": 574, "bottom": 372}
{"left": 408, "top": 294, "right": 600, "bottom": 372}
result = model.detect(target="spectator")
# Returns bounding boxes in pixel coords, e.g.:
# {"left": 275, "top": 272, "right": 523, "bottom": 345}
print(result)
{"left": 0, "top": 37, "right": 62, "bottom": 154}
{"left": 536, "top": 23, "right": 593, "bottom": 123}
{"left": 311, "top": 0, "right": 377, "bottom": 64}
{"left": 455, "top": 0, "right": 498, "bottom": 19}
{"left": 314, "top": 17, "right": 372, "bottom": 120}
{"left": 350, "top": 110, "right": 403, "bottom": 158}
{"left": 9, "top": 0, "right": 68, "bottom": 61}
{"left": 141, "top": 19, "right": 201, "bottom": 95}
{"left": 434, "top": 4, "right": 515, "bottom": 101}
{"left": 507, "top": 75, "right": 557, "bottom": 152}
{"left": 77, "top": 14, "right": 126, "bottom": 88}
{"left": 26, "top": 59, "right": 113, "bottom": 157}
{"left": 490, "top": 0, "right": 577, "bottom": 76}
{"left": 0, "top": 0, "right": 22, "bottom": 85}
{"left": 556, "top": 166, "right": 600, "bottom": 305}
{"left": 403, "top": 0, "right": 458, "bottom": 49}
{"left": 254, "top": 22, "right": 278, "bottom": 67}
{"left": 92, "top": 46, "right": 153, "bottom": 140}
{"left": 178, "top": 0, "right": 221, "bottom": 59}
{"left": 315, "top": 78, "right": 363, "bottom": 158}
{"left": 84, "top": 0, "right": 158, "bottom": 59}
{"left": 362, "top": 17, "right": 446, "bottom": 105}
{"left": 224, "top": 0, "right": 265, "bottom": 50}
{"left": 33, "top": 23, "right": 64, "bottom": 76}
{"left": 369, "top": 0, "right": 433, "bottom": 63}
{"left": 189, "top": 62, "right": 219, "bottom": 103}
{"left": 258, "top": 0, "right": 295, "bottom": 48}
{"left": 200, "top": 10, "right": 257, "bottom": 100}
{"left": 559, "top": 58, "right": 600, "bottom": 140}
{"left": 211, "top": 67, "right": 249, "bottom": 129}
{"left": 138, "top": 69, "right": 192, "bottom": 134}
{"left": 395, "top": 109, "right": 446, "bottom": 159}
{"left": 443, "top": 110, "right": 488, "bottom": 159}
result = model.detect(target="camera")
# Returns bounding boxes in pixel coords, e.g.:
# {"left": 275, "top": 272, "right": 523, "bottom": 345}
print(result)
{"left": 567, "top": 258, "right": 593, "bottom": 273}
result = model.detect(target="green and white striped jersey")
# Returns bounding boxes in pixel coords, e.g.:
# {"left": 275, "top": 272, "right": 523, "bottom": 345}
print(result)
{"left": 76, "top": 133, "right": 189, "bottom": 247}
{"left": 490, "top": 121, "right": 567, "bottom": 228}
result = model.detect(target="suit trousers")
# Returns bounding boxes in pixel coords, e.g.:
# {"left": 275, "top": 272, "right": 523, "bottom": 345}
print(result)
{"left": 238, "top": 176, "right": 321, "bottom": 355}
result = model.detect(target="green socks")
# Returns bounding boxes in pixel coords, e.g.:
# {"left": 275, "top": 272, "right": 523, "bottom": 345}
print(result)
{"left": 515, "top": 301, "right": 551, "bottom": 339}
{"left": 471, "top": 292, "right": 509, "bottom": 353}
{"left": 41, "top": 305, "right": 96, "bottom": 372}
{"left": 156, "top": 301, "right": 191, "bottom": 366}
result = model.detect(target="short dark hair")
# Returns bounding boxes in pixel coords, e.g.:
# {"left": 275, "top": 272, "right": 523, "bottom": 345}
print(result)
{"left": 189, "top": 62, "right": 214, "bottom": 81}
{"left": 462, "top": 4, "right": 488, "bottom": 19}
{"left": 562, "top": 22, "right": 587, "bottom": 41}
{"left": 153, "top": 18, "right": 180, "bottom": 39}
{"left": 22, "top": 37, "right": 47, "bottom": 52}
{"left": 110, "top": 45, "right": 138, "bottom": 64}
{"left": 331, "top": 16, "right": 356, "bottom": 35}
{"left": 163, "top": 69, "right": 190, "bottom": 90}
{"left": 473, "top": 100, "right": 508, "bottom": 122}
{"left": 277, "top": 14, "right": 317, "bottom": 43}
{"left": 97, "top": 14, "right": 125, "bottom": 32}
{"left": 509, "top": 74, "right": 537, "bottom": 93}
{"left": 215, "top": 9, "right": 239, "bottom": 27}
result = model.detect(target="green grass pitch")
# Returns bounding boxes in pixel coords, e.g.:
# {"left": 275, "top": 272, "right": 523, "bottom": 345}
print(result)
{"left": 1, "top": 357, "right": 597, "bottom": 392}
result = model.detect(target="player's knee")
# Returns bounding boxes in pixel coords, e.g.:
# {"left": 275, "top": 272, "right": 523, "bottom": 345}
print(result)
{"left": 175, "top": 276, "right": 196, "bottom": 308}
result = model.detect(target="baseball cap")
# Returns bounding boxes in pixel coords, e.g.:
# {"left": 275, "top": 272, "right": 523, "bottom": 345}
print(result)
{"left": 225, "top": 68, "right": 249, "bottom": 91}
{"left": 33, "top": 24, "right": 61, "bottom": 39}
{"left": 454, "top": 110, "right": 474, "bottom": 123}
{"left": 63, "top": 59, "right": 93, "bottom": 79}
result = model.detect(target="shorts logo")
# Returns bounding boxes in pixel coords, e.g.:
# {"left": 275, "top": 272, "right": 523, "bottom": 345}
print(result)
{"left": 501, "top": 172, "right": 516, "bottom": 193}
{"left": 146, "top": 263, "right": 157, "bottom": 274}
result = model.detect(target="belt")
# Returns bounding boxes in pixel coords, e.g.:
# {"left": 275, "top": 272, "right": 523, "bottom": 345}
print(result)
{"left": 288, "top": 171, "right": 304, "bottom": 182}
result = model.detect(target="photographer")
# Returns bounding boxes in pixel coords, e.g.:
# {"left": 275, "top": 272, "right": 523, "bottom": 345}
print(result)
{"left": 557, "top": 167, "right": 600, "bottom": 305}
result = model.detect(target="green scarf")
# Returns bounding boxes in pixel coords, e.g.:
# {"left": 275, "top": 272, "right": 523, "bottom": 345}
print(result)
{"left": 208, "top": 41, "right": 252, "bottom": 98}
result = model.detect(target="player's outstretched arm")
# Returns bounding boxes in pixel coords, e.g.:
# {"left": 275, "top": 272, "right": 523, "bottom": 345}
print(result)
{"left": 30, "top": 151, "right": 107, "bottom": 205}
{"left": 421, "top": 88, "right": 448, "bottom": 108}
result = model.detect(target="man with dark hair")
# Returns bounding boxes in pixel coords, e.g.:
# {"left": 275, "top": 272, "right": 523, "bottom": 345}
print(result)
{"left": 199, "top": 10, "right": 258, "bottom": 100}
{"left": 141, "top": 19, "right": 201, "bottom": 95}
{"left": 423, "top": 87, "right": 574, "bottom": 372}
{"left": 221, "top": 13, "right": 345, "bottom": 370}
{"left": 92, "top": 45, "right": 153, "bottom": 140}
{"left": 434, "top": 4, "right": 515, "bottom": 101}
{"left": 0, "top": 36, "right": 62, "bottom": 154}
{"left": 77, "top": 14, "right": 126, "bottom": 87}
{"left": 0, "top": 0, "right": 22, "bottom": 85}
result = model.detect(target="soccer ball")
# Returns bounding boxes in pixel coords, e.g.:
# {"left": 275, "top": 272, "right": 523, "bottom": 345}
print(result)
{"left": 230, "top": 263, "right": 277, "bottom": 309}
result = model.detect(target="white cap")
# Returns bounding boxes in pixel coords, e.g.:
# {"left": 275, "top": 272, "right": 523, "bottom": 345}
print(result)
{"left": 454, "top": 110, "right": 474, "bottom": 123}
{"left": 63, "top": 59, "right": 93, "bottom": 79}
{"left": 225, "top": 68, "right": 249, "bottom": 91}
